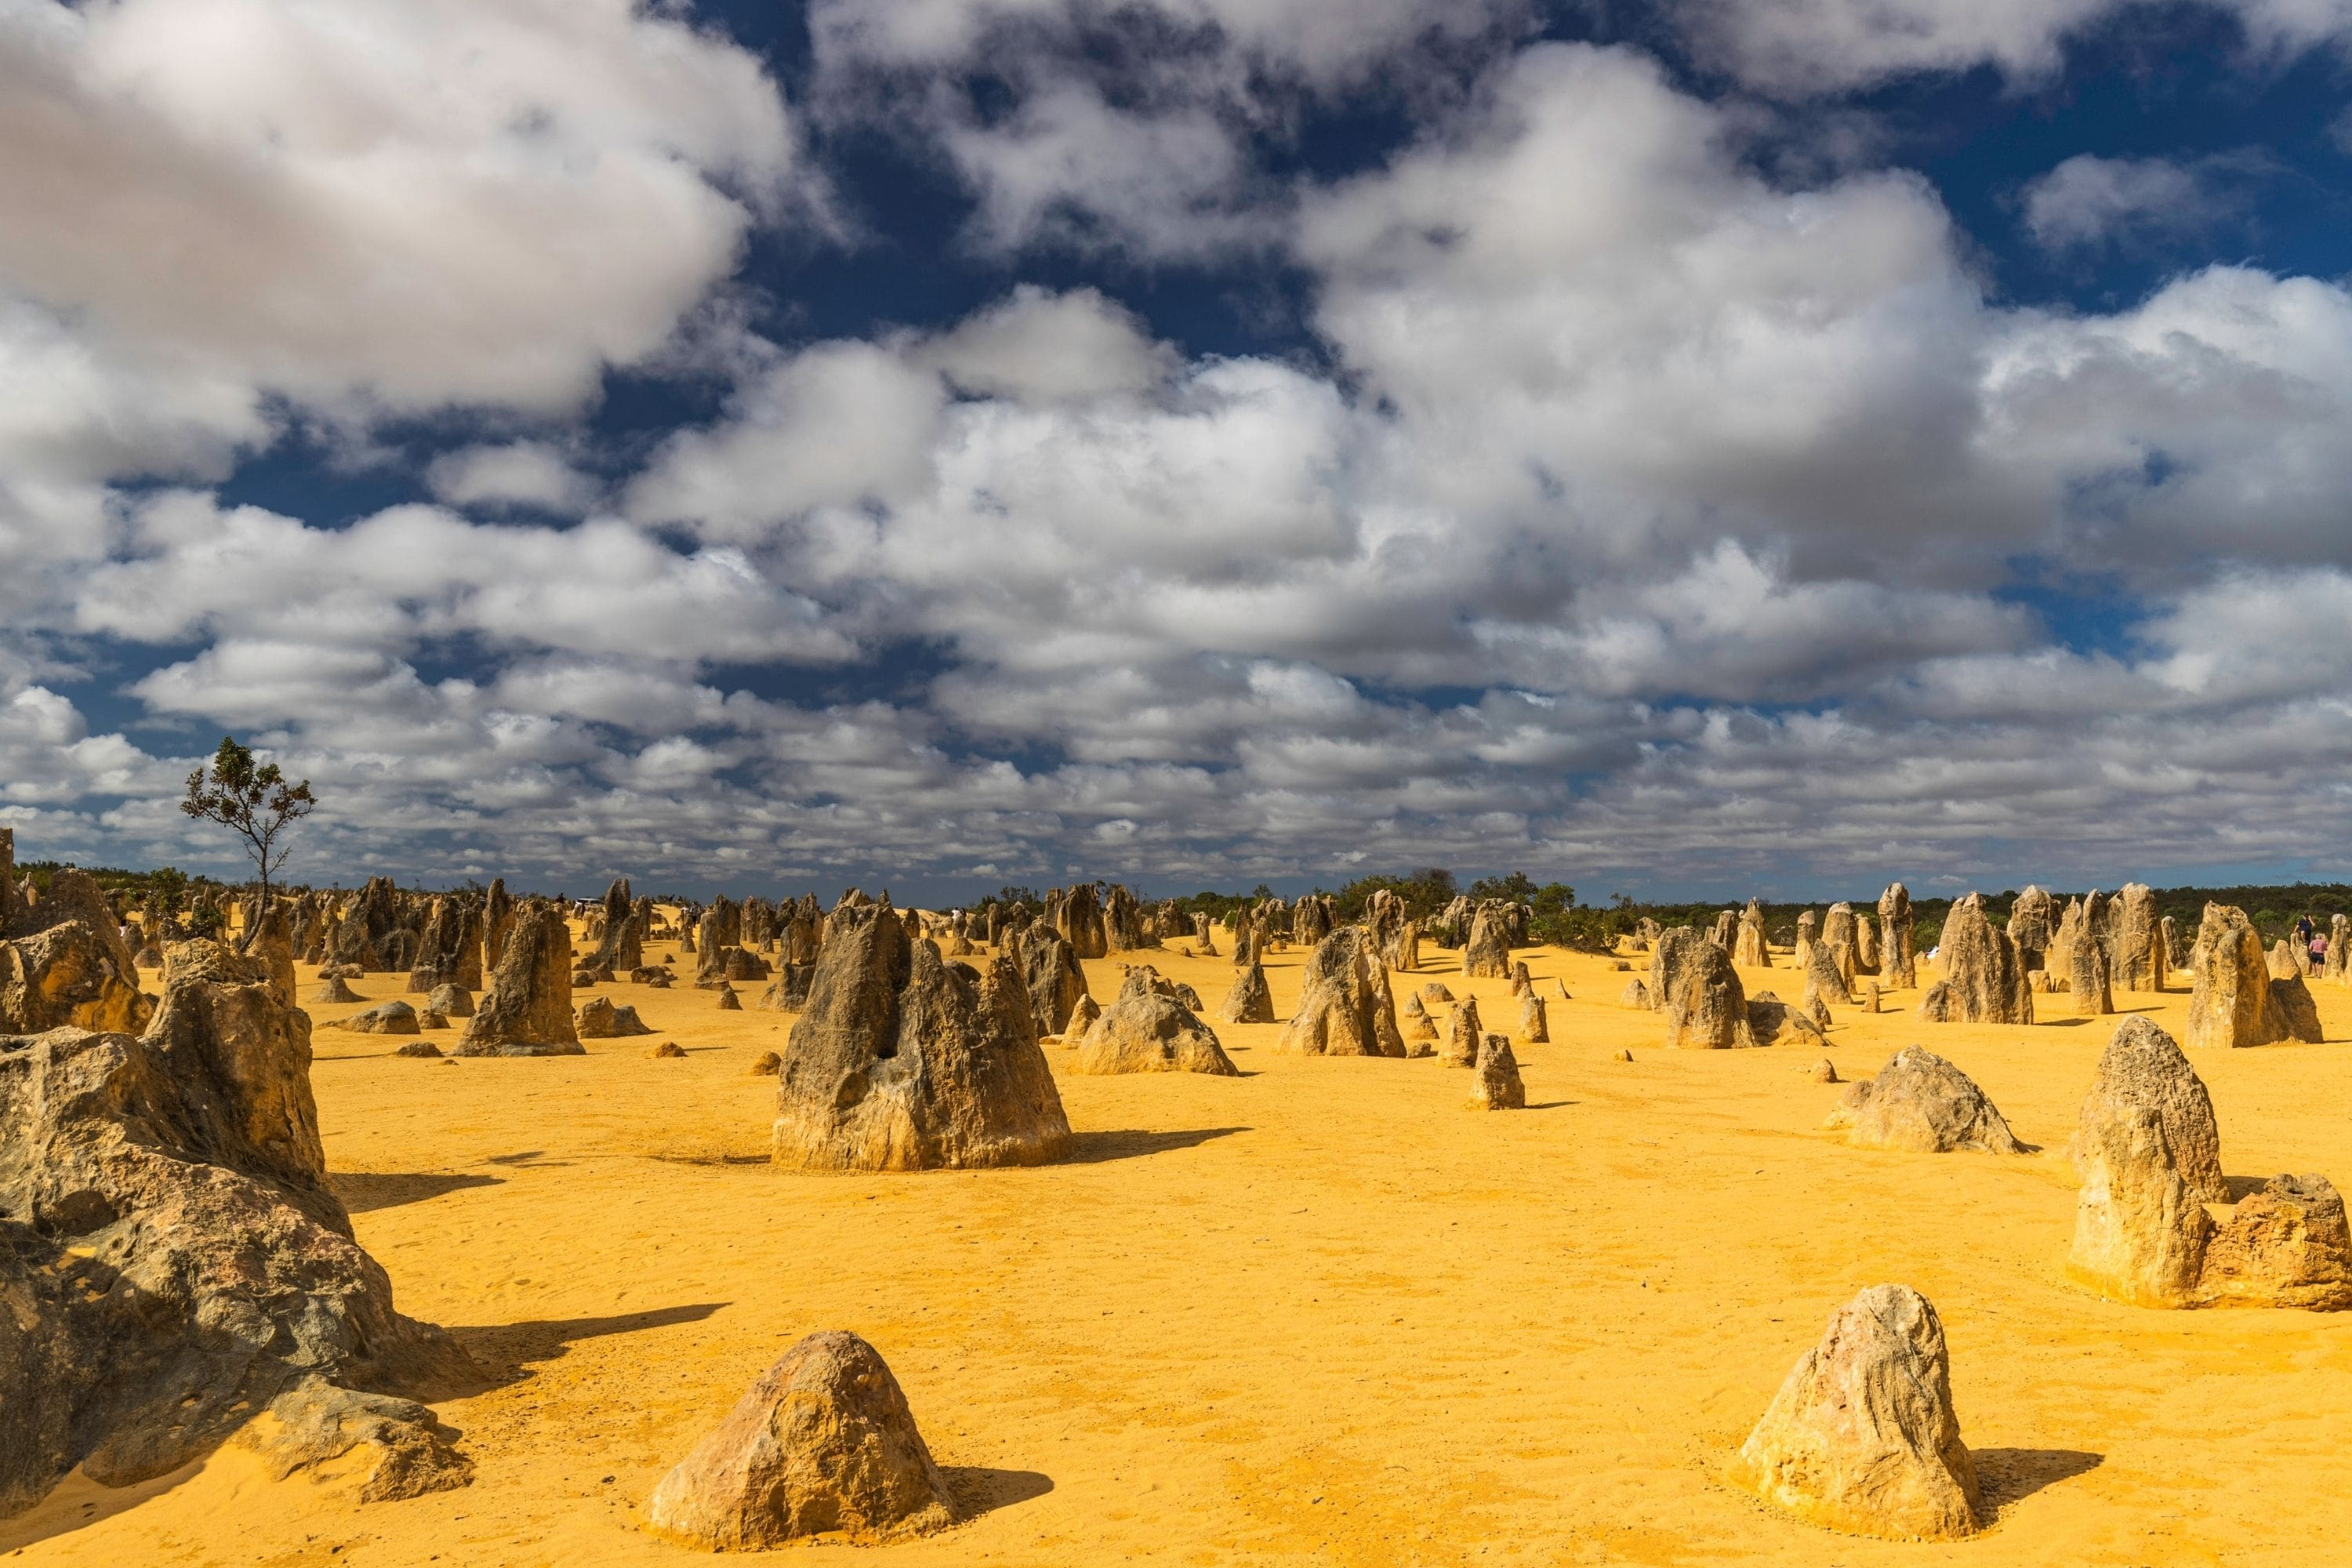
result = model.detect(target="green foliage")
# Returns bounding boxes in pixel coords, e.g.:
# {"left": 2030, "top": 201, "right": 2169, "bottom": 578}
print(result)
{"left": 1331, "top": 866, "right": 1458, "bottom": 922}
{"left": 180, "top": 735, "right": 316, "bottom": 901}
{"left": 975, "top": 885, "right": 1043, "bottom": 910}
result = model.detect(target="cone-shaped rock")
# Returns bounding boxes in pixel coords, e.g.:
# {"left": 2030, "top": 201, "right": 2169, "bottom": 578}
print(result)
{"left": 1518, "top": 993, "right": 1549, "bottom": 1043}
{"left": 773, "top": 906, "right": 1069, "bottom": 1170}
{"left": 456, "top": 903, "right": 580, "bottom": 1058}
{"left": 1729, "top": 1284, "right": 1981, "bottom": 1541}
{"left": 1471, "top": 1033, "right": 1525, "bottom": 1109}
{"left": 1075, "top": 973, "right": 1237, "bottom": 1075}
{"left": 1275, "top": 928, "right": 1406, "bottom": 1058}
{"left": 310, "top": 975, "right": 362, "bottom": 1005}
{"left": 1216, "top": 959, "right": 1275, "bottom": 1024}
{"left": 1824, "top": 1047, "right": 2026, "bottom": 1155}
{"left": 644, "top": 1331, "right": 956, "bottom": 1549}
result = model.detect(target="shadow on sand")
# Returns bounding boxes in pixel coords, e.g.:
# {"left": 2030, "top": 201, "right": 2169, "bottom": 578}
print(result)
{"left": 1062, "top": 1127, "right": 1249, "bottom": 1164}
{"left": 329, "top": 1171, "right": 503, "bottom": 1214}
{"left": 943, "top": 1467, "right": 1054, "bottom": 1520}
{"left": 1975, "top": 1447, "right": 2103, "bottom": 1510}
{"left": 451, "top": 1301, "right": 728, "bottom": 1379}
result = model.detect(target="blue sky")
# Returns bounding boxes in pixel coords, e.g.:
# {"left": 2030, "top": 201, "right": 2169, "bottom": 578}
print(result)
{"left": 6, "top": 0, "right": 2352, "bottom": 905}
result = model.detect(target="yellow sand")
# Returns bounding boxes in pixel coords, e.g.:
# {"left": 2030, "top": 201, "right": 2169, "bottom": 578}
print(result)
{"left": 11, "top": 932, "right": 2352, "bottom": 1566}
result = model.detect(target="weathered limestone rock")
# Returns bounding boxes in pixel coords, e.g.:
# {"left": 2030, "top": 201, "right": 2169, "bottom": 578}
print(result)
{"left": 310, "top": 975, "right": 362, "bottom": 1004}
{"left": 417, "top": 1009, "right": 449, "bottom": 1030}
{"left": 773, "top": 907, "right": 1070, "bottom": 1171}
{"left": 1729, "top": 1285, "right": 1981, "bottom": 1541}
{"left": 1745, "top": 996, "right": 1823, "bottom": 1048}
{"left": 2, "top": 920, "right": 154, "bottom": 1036}
{"left": 644, "top": 1330, "right": 956, "bottom": 1549}
{"left": 1918, "top": 895, "right": 2031, "bottom": 1024}
{"left": 1651, "top": 927, "right": 1753, "bottom": 1050}
{"left": 1877, "top": 884, "right": 1917, "bottom": 989}
{"left": 717, "top": 987, "right": 743, "bottom": 1011}
{"left": 577, "top": 996, "right": 652, "bottom": 1038}
{"left": 1733, "top": 899, "right": 1770, "bottom": 967}
{"left": 1010, "top": 922, "right": 1091, "bottom": 1036}
{"left": 594, "top": 878, "right": 641, "bottom": 971}
{"left": 2268, "top": 938, "right": 2301, "bottom": 980}
{"left": 2201, "top": 1175, "right": 2352, "bottom": 1310}
{"left": 2070, "top": 1102, "right": 2212, "bottom": 1307}
{"left": 2069, "top": 938, "right": 2113, "bottom": 1016}
{"left": 240, "top": 901, "right": 298, "bottom": 1008}
{"left": 232, "top": 1376, "right": 473, "bottom": 1505}
{"left": 2006, "top": 885, "right": 2054, "bottom": 971}
{"left": 394, "top": 1040, "right": 442, "bottom": 1058}
{"left": 1400, "top": 992, "right": 1439, "bottom": 1048}
{"left": 1274, "top": 928, "right": 1406, "bottom": 1058}
{"left": 1065, "top": 993, "right": 1101, "bottom": 1037}
{"left": 0, "top": 957, "right": 476, "bottom": 1519}
{"left": 2076, "top": 1016, "right": 2226, "bottom": 1201}
{"left": 1855, "top": 913, "right": 1880, "bottom": 973}
{"left": 1440, "top": 996, "right": 1484, "bottom": 1068}
{"left": 651, "top": 1041, "right": 687, "bottom": 1059}
{"left": 1519, "top": 993, "right": 1549, "bottom": 1044}
{"left": 1053, "top": 884, "right": 1109, "bottom": 960}
{"left": 2186, "top": 904, "right": 2298, "bottom": 1051}
{"left": 1462, "top": 904, "right": 1512, "bottom": 978}
{"left": 2111, "top": 884, "right": 2164, "bottom": 992}
{"left": 344, "top": 1001, "right": 420, "bottom": 1036}
{"left": 455, "top": 903, "right": 581, "bottom": 1057}
{"left": 1619, "top": 978, "right": 1650, "bottom": 1008}
{"left": 1074, "top": 975, "right": 1237, "bottom": 1076}
{"left": 1792, "top": 909, "right": 1818, "bottom": 967}
{"left": 2272, "top": 971, "right": 2325, "bottom": 1044}
{"left": 749, "top": 1051, "right": 782, "bottom": 1075}
{"left": 1820, "top": 903, "right": 1860, "bottom": 987}
{"left": 1800, "top": 935, "right": 1853, "bottom": 1011}
{"left": 426, "top": 983, "right": 473, "bottom": 1018}
{"left": 1420, "top": 982, "right": 1455, "bottom": 1005}
{"left": 1711, "top": 909, "right": 1738, "bottom": 949}
{"left": 1216, "top": 960, "right": 1276, "bottom": 1024}
{"left": 1823, "top": 1047, "right": 2027, "bottom": 1155}
{"left": 1471, "top": 1033, "right": 1525, "bottom": 1109}
{"left": 758, "top": 964, "right": 815, "bottom": 1013}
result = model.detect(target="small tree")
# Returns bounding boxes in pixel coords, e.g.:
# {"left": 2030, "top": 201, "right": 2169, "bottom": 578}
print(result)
{"left": 180, "top": 736, "right": 315, "bottom": 909}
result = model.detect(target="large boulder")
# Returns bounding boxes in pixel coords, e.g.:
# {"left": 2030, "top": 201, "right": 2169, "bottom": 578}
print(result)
{"left": 1824, "top": 1047, "right": 2026, "bottom": 1155}
{"left": 1918, "top": 895, "right": 2031, "bottom": 1024}
{"left": 1798, "top": 934, "right": 1852, "bottom": 1011}
{"left": 343, "top": 1000, "right": 421, "bottom": 1036}
{"left": 2185, "top": 904, "right": 2300, "bottom": 1051}
{"left": 645, "top": 1331, "right": 956, "bottom": 1549}
{"left": 1215, "top": 959, "right": 1275, "bottom": 1024}
{"left": 1010, "top": 922, "right": 1090, "bottom": 1036}
{"left": 1073, "top": 973, "right": 1237, "bottom": 1076}
{"left": 2201, "top": 1175, "right": 2352, "bottom": 1311}
{"left": 1274, "top": 928, "right": 1406, "bottom": 1058}
{"left": 1651, "top": 927, "right": 1752, "bottom": 1050}
{"left": 2067, "top": 1018, "right": 2223, "bottom": 1305}
{"left": 1, "top": 919, "right": 154, "bottom": 1036}
{"left": 773, "top": 906, "right": 1069, "bottom": 1171}
{"left": 1729, "top": 1284, "right": 1981, "bottom": 1541}
{"left": 456, "top": 902, "right": 581, "bottom": 1057}
{"left": 0, "top": 946, "right": 476, "bottom": 1519}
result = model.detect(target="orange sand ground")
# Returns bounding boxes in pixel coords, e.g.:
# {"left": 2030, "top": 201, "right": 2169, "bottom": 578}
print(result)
{"left": 10, "top": 928, "right": 2352, "bottom": 1566}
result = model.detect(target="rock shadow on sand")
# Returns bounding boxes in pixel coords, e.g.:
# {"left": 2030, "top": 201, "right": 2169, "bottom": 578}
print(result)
{"left": 1973, "top": 1447, "right": 2104, "bottom": 1511}
{"left": 1062, "top": 1127, "right": 1249, "bottom": 1164}
{"left": 451, "top": 1301, "right": 728, "bottom": 1385}
{"left": 942, "top": 1466, "right": 1054, "bottom": 1521}
{"left": 328, "top": 1170, "right": 503, "bottom": 1213}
